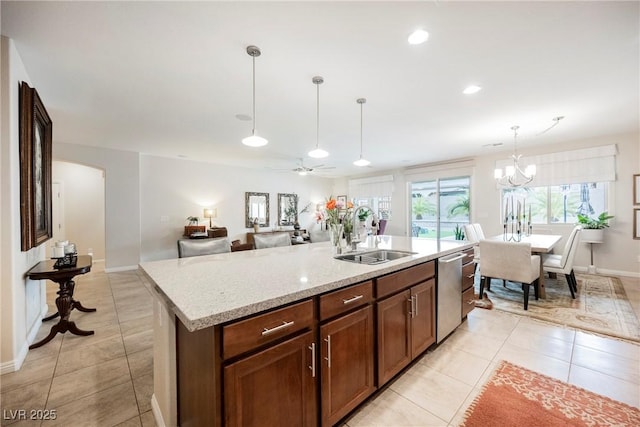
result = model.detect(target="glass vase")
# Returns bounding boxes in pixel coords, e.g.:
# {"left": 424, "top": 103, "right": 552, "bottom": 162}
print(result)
{"left": 329, "top": 223, "right": 344, "bottom": 255}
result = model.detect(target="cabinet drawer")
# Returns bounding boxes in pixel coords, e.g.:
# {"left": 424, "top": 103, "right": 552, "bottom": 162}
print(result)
{"left": 462, "top": 248, "right": 475, "bottom": 265}
{"left": 376, "top": 261, "right": 435, "bottom": 299}
{"left": 319, "top": 281, "right": 373, "bottom": 321}
{"left": 462, "top": 287, "right": 475, "bottom": 318}
{"left": 462, "top": 262, "right": 476, "bottom": 291}
{"left": 223, "top": 299, "right": 314, "bottom": 359}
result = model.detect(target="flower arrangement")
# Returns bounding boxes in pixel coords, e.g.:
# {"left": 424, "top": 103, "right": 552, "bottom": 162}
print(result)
{"left": 324, "top": 196, "right": 354, "bottom": 233}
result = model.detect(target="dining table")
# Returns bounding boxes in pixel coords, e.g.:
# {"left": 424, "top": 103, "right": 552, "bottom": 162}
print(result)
{"left": 488, "top": 233, "right": 563, "bottom": 298}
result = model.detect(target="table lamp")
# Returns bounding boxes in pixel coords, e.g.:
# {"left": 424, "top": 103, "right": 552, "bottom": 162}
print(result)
{"left": 203, "top": 208, "right": 217, "bottom": 228}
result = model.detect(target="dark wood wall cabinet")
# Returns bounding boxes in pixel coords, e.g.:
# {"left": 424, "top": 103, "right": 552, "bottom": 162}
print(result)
{"left": 176, "top": 260, "right": 439, "bottom": 427}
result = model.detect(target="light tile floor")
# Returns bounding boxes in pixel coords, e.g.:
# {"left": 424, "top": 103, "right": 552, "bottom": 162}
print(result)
{"left": 1, "top": 268, "right": 638, "bottom": 427}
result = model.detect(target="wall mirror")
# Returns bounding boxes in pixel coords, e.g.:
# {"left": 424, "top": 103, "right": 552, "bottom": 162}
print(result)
{"left": 278, "top": 193, "right": 298, "bottom": 226}
{"left": 245, "top": 192, "right": 269, "bottom": 228}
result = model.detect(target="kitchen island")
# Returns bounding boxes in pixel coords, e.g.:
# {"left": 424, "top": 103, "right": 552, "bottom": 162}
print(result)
{"left": 140, "top": 236, "right": 472, "bottom": 427}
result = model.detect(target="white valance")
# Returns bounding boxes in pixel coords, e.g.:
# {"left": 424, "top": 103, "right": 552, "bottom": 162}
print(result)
{"left": 495, "top": 144, "right": 617, "bottom": 187}
{"left": 348, "top": 175, "right": 394, "bottom": 198}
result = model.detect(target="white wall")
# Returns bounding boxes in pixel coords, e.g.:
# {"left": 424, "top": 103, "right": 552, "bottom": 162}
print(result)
{"left": 53, "top": 143, "right": 140, "bottom": 271}
{"left": 140, "top": 154, "right": 334, "bottom": 261}
{"left": 52, "top": 161, "right": 106, "bottom": 260}
{"left": 0, "top": 37, "right": 48, "bottom": 372}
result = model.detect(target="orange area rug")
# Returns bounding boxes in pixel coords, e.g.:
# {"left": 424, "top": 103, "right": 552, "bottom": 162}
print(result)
{"left": 461, "top": 361, "right": 640, "bottom": 427}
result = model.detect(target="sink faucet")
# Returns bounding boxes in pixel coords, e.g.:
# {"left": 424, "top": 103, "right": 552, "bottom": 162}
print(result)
{"left": 352, "top": 205, "right": 373, "bottom": 244}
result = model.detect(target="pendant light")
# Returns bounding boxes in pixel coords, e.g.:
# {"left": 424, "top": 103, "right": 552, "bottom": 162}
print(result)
{"left": 353, "top": 98, "right": 371, "bottom": 166}
{"left": 242, "top": 45, "right": 268, "bottom": 147}
{"left": 308, "top": 76, "right": 329, "bottom": 158}
{"left": 494, "top": 125, "right": 536, "bottom": 187}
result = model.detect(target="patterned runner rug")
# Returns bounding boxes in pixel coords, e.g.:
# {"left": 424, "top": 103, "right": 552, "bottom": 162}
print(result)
{"left": 461, "top": 361, "right": 640, "bottom": 427}
{"left": 478, "top": 273, "right": 640, "bottom": 342}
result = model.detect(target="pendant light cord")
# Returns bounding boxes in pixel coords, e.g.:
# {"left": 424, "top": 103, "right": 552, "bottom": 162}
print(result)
{"left": 252, "top": 55, "right": 256, "bottom": 136}
{"left": 316, "top": 82, "right": 320, "bottom": 149}
{"left": 359, "top": 101, "right": 364, "bottom": 158}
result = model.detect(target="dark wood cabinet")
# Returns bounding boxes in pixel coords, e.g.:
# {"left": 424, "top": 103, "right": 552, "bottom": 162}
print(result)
{"left": 320, "top": 305, "right": 375, "bottom": 427}
{"left": 376, "top": 261, "right": 436, "bottom": 386}
{"left": 410, "top": 279, "right": 436, "bottom": 358}
{"left": 377, "top": 289, "right": 412, "bottom": 385}
{"left": 376, "top": 279, "right": 435, "bottom": 385}
{"left": 461, "top": 248, "right": 476, "bottom": 318}
{"left": 224, "top": 331, "right": 317, "bottom": 427}
{"left": 175, "top": 258, "right": 447, "bottom": 427}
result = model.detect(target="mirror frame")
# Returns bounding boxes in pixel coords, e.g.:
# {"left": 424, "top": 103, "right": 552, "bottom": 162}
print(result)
{"left": 278, "top": 193, "right": 298, "bottom": 226}
{"left": 245, "top": 192, "right": 270, "bottom": 228}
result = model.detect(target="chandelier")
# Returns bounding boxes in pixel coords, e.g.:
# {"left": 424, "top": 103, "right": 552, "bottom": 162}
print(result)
{"left": 494, "top": 125, "right": 536, "bottom": 187}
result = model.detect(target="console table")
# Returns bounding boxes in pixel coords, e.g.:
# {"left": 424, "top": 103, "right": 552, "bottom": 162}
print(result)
{"left": 26, "top": 255, "right": 95, "bottom": 349}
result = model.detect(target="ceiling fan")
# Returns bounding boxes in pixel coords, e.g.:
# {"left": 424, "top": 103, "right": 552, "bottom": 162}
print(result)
{"left": 289, "top": 158, "right": 335, "bottom": 175}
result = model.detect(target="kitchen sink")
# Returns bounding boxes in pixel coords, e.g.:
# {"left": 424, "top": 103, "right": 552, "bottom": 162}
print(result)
{"left": 334, "top": 249, "right": 416, "bottom": 265}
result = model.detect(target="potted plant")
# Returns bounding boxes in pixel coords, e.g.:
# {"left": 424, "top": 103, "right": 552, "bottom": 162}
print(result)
{"left": 453, "top": 224, "right": 465, "bottom": 240}
{"left": 577, "top": 211, "right": 614, "bottom": 243}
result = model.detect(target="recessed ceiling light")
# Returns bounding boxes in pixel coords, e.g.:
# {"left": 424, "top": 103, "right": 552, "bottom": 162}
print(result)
{"left": 463, "top": 85, "right": 482, "bottom": 95}
{"left": 408, "top": 29, "right": 429, "bottom": 45}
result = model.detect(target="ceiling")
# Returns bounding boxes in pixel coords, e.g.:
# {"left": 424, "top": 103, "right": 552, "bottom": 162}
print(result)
{"left": 2, "top": 1, "right": 638, "bottom": 177}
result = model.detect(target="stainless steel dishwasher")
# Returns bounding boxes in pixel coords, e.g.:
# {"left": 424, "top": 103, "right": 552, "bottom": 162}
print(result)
{"left": 437, "top": 252, "right": 465, "bottom": 343}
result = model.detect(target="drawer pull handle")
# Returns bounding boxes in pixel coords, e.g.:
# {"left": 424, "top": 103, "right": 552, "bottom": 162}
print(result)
{"left": 414, "top": 294, "right": 419, "bottom": 317}
{"left": 261, "top": 320, "right": 294, "bottom": 336}
{"left": 324, "top": 335, "right": 331, "bottom": 368}
{"left": 308, "top": 342, "right": 316, "bottom": 378}
{"left": 342, "top": 294, "right": 364, "bottom": 305}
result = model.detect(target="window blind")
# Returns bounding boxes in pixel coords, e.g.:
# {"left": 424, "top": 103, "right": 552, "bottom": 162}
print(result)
{"left": 495, "top": 144, "right": 617, "bottom": 187}
{"left": 348, "top": 175, "right": 394, "bottom": 198}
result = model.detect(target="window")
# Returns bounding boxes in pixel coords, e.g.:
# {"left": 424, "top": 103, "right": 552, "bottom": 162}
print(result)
{"left": 411, "top": 176, "right": 470, "bottom": 239}
{"left": 352, "top": 196, "right": 391, "bottom": 220}
{"left": 501, "top": 182, "right": 607, "bottom": 224}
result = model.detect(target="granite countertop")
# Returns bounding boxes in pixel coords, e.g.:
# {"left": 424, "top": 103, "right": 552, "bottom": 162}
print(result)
{"left": 140, "top": 236, "right": 473, "bottom": 331}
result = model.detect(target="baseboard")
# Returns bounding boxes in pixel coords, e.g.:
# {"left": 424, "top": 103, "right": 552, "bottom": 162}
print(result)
{"left": 104, "top": 264, "right": 139, "bottom": 273}
{"left": 574, "top": 265, "right": 640, "bottom": 278}
{"left": 0, "top": 339, "right": 28, "bottom": 375}
{"left": 150, "top": 394, "right": 167, "bottom": 427}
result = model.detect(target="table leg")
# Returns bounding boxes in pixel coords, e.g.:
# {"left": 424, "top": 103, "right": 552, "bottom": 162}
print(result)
{"left": 41, "top": 280, "right": 96, "bottom": 322}
{"left": 29, "top": 280, "right": 94, "bottom": 350}
{"left": 538, "top": 258, "right": 546, "bottom": 299}
{"left": 68, "top": 279, "right": 97, "bottom": 312}
{"left": 42, "top": 312, "right": 60, "bottom": 322}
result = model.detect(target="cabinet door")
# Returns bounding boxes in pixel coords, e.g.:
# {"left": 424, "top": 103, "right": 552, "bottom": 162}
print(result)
{"left": 376, "top": 290, "right": 411, "bottom": 385}
{"left": 410, "top": 279, "right": 436, "bottom": 358}
{"left": 224, "top": 331, "right": 317, "bottom": 427}
{"left": 321, "top": 305, "right": 375, "bottom": 427}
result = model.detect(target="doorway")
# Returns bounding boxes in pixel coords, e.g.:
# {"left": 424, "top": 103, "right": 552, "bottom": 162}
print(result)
{"left": 52, "top": 161, "right": 105, "bottom": 261}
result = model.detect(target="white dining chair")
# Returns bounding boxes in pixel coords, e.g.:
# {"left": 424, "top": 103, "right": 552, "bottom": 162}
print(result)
{"left": 464, "top": 224, "right": 483, "bottom": 273}
{"left": 542, "top": 226, "right": 582, "bottom": 298}
{"left": 479, "top": 240, "right": 540, "bottom": 310}
{"left": 472, "top": 223, "right": 486, "bottom": 240}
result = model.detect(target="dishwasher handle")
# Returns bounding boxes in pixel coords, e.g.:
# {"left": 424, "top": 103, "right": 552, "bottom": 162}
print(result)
{"left": 439, "top": 252, "right": 466, "bottom": 263}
